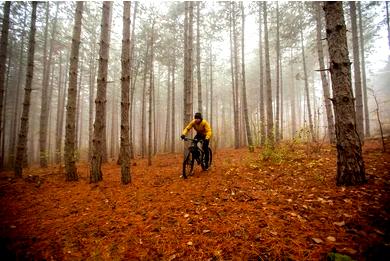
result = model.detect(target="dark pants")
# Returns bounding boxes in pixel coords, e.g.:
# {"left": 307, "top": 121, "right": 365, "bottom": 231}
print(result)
{"left": 194, "top": 133, "right": 209, "bottom": 168}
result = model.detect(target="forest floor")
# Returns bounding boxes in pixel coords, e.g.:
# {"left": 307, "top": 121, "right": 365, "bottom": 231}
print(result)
{"left": 0, "top": 139, "right": 389, "bottom": 260}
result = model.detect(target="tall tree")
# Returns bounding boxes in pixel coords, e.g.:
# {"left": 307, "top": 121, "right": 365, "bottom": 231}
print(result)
{"left": 264, "top": 3, "right": 274, "bottom": 146}
{"left": 314, "top": 2, "right": 335, "bottom": 144}
{"left": 349, "top": 2, "right": 364, "bottom": 141}
{"left": 324, "top": 1, "right": 366, "bottom": 186}
{"left": 232, "top": 2, "right": 240, "bottom": 148}
{"left": 148, "top": 22, "right": 155, "bottom": 166}
{"left": 196, "top": 2, "right": 202, "bottom": 114}
{"left": 184, "top": 2, "right": 194, "bottom": 126}
{"left": 258, "top": 2, "right": 265, "bottom": 146}
{"left": 55, "top": 51, "right": 63, "bottom": 164}
{"left": 90, "top": 1, "right": 112, "bottom": 183}
{"left": 240, "top": 3, "right": 254, "bottom": 151}
{"left": 275, "top": 2, "right": 281, "bottom": 142}
{"left": 357, "top": 2, "right": 370, "bottom": 137}
{"left": 300, "top": 10, "right": 315, "bottom": 141}
{"left": 40, "top": 2, "right": 59, "bottom": 167}
{"left": 0, "top": 1, "right": 11, "bottom": 169}
{"left": 120, "top": 1, "right": 131, "bottom": 184}
{"left": 64, "top": 2, "right": 84, "bottom": 181}
{"left": 14, "top": 2, "right": 37, "bottom": 177}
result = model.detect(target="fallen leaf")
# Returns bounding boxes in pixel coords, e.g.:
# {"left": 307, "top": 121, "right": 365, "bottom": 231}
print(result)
{"left": 184, "top": 214, "right": 189, "bottom": 218}
{"left": 333, "top": 221, "right": 345, "bottom": 227}
{"left": 312, "top": 238, "right": 323, "bottom": 244}
{"left": 203, "top": 230, "right": 211, "bottom": 233}
{"left": 327, "top": 236, "right": 336, "bottom": 242}
{"left": 187, "top": 241, "right": 193, "bottom": 246}
{"left": 270, "top": 231, "right": 278, "bottom": 236}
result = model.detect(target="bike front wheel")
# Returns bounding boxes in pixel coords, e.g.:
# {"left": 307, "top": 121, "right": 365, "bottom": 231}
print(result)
{"left": 182, "top": 150, "right": 195, "bottom": 178}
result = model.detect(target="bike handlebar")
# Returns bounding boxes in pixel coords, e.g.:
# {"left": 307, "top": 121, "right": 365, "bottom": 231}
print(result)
{"left": 182, "top": 137, "right": 201, "bottom": 142}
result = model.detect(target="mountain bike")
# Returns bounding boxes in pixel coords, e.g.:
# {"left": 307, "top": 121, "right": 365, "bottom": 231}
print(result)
{"left": 182, "top": 138, "right": 213, "bottom": 179}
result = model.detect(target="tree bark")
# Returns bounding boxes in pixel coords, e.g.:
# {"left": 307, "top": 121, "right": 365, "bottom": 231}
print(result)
{"left": 357, "top": 2, "right": 370, "bottom": 137}
{"left": 171, "top": 55, "right": 176, "bottom": 153}
{"left": 0, "top": 1, "right": 11, "bottom": 169}
{"left": 196, "top": 2, "right": 202, "bottom": 114}
{"left": 15, "top": 2, "right": 37, "bottom": 177}
{"left": 55, "top": 52, "right": 63, "bottom": 164}
{"left": 184, "top": 2, "right": 194, "bottom": 127}
{"left": 300, "top": 22, "right": 315, "bottom": 142}
{"left": 258, "top": 2, "right": 265, "bottom": 146}
{"left": 141, "top": 39, "right": 149, "bottom": 158}
{"left": 315, "top": 2, "right": 335, "bottom": 144}
{"left": 240, "top": 3, "right": 254, "bottom": 151}
{"left": 290, "top": 48, "right": 297, "bottom": 138}
{"left": 148, "top": 22, "right": 155, "bottom": 166}
{"left": 264, "top": 3, "right": 274, "bottom": 147}
{"left": 349, "top": 2, "right": 364, "bottom": 142}
{"left": 324, "top": 1, "right": 366, "bottom": 186}
{"left": 232, "top": 2, "right": 240, "bottom": 148}
{"left": 90, "top": 1, "right": 112, "bottom": 183}
{"left": 64, "top": 2, "right": 83, "bottom": 181}
{"left": 164, "top": 64, "right": 171, "bottom": 152}
{"left": 275, "top": 2, "right": 280, "bottom": 143}
{"left": 120, "top": 1, "right": 131, "bottom": 184}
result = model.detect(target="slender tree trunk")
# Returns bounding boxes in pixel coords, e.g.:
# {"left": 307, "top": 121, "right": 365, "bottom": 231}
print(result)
{"left": 15, "top": 2, "right": 37, "bottom": 177}
{"left": 232, "top": 2, "right": 240, "bottom": 148}
{"left": 290, "top": 49, "right": 297, "bottom": 138}
{"left": 164, "top": 64, "right": 171, "bottom": 152}
{"left": 349, "top": 2, "right": 364, "bottom": 142}
{"left": 229, "top": 4, "right": 239, "bottom": 149}
{"left": 280, "top": 57, "right": 284, "bottom": 140}
{"left": 196, "top": 2, "right": 202, "bottom": 114}
{"left": 90, "top": 1, "right": 112, "bottom": 183}
{"left": 315, "top": 2, "right": 335, "bottom": 144}
{"left": 141, "top": 40, "right": 149, "bottom": 158}
{"left": 210, "top": 47, "right": 213, "bottom": 128}
{"left": 184, "top": 2, "right": 194, "bottom": 127}
{"left": 386, "top": 2, "right": 390, "bottom": 51}
{"left": 0, "top": 1, "right": 10, "bottom": 169}
{"left": 129, "top": 1, "right": 138, "bottom": 159}
{"left": 324, "top": 1, "right": 365, "bottom": 186}
{"left": 275, "top": 2, "right": 280, "bottom": 143}
{"left": 264, "top": 3, "right": 274, "bottom": 146}
{"left": 55, "top": 52, "right": 63, "bottom": 164}
{"left": 9, "top": 7, "right": 27, "bottom": 167}
{"left": 88, "top": 35, "right": 97, "bottom": 161}
{"left": 300, "top": 24, "right": 315, "bottom": 141}
{"left": 171, "top": 56, "right": 176, "bottom": 153}
{"left": 120, "top": 1, "right": 131, "bottom": 184}
{"left": 64, "top": 2, "right": 83, "bottom": 181}
{"left": 148, "top": 23, "right": 155, "bottom": 166}
{"left": 240, "top": 3, "right": 254, "bottom": 151}
{"left": 75, "top": 60, "right": 84, "bottom": 152}
{"left": 258, "top": 2, "right": 265, "bottom": 146}
{"left": 358, "top": 2, "right": 370, "bottom": 137}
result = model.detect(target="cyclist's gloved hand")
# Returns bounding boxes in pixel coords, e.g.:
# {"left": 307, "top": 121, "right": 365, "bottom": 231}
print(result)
{"left": 181, "top": 135, "right": 186, "bottom": 140}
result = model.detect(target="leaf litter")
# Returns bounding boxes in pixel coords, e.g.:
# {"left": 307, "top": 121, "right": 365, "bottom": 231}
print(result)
{"left": 0, "top": 140, "right": 389, "bottom": 260}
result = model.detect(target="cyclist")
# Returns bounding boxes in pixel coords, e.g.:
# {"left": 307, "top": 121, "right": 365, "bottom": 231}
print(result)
{"left": 181, "top": 112, "right": 212, "bottom": 170}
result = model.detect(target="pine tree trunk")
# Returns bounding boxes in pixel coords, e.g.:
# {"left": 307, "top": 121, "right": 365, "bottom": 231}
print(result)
{"left": 210, "top": 47, "right": 213, "bottom": 128}
{"left": 229, "top": 4, "right": 239, "bottom": 149}
{"left": 141, "top": 40, "right": 149, "bottom": 158}
{"left": 240, "top": 3, "right": 254, "bottom": 151}
{"left": 349, "top": 2, "right": 364, "bottom": 141}
{"left": 258, "top": 2, "right": 265, "bottom": 146}
{"left": 386, "top": 2, "right": 390, "bottom": 51}
{"left": 55, "top": 52, "right": 63, "bottom": 164}
{"left": 300, "top": 24, "right": 315, "bottom": 141}
{"left": 315, "top": 2, "right": 335, "bottom": 144}
{"left": 14, "top": 2, "right": 37, "bottom": 177}
{"left": 171, "top": 56, "right": 176, "bottom": 153}
{"left": 264, "top": 3, "right": 274, "bottom": 146}
{"left": 358, "top": 2, "right": 370, "bottom": 137}
{"left": 88, "top": 34, "right": 97, "bottom": 161}
{"left": 75, "top": 60, "right": 83, "bottom": 152}
{"left": 290, "top": 48, "right": 297, "bottom": 138}
{"left": 148, "top": 23, "right": 155, "bottom": 166}
{"left": 0, "top": 1, "right": 10, "bottom": 169}
{"left": 184, "top": 2, "right": 194, "bottom": 127}
{"left": 120, "top": 1, "right": 131, "bottom": 184}
{"left": 275, "top": 2, "right": 280, "bottom": 143}
{"left": 164, "top": 64, "right": 171, "bottom": 152}
{"left": 280, "top": 57, "right": 284, "bottom": 140}
{"left": 129, "top": 2, "right": 138, "bottom": 160}
{"left": 90, "top": 1, "right": 112, "bottom": 183}
{"left": 9, "top": 7, "right": 27, "bottom": 167}
{"left": 324, "top": 1, "right": 366, "bottom": 186}
{"left": 64, "top": 2, "right": 83, "bottom": 181}
{"left": 232, "top": 2, "right": 240, "bottom": 148}
{"left": 196, "top": 2, "right": 202, "bottom": 114}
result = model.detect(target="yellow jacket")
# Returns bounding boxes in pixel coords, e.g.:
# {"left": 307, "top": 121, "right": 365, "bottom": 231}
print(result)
{"left": 182, "top": 119, "right": 212, "bottom": 140}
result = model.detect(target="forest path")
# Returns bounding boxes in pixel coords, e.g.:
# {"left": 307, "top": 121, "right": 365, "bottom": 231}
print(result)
{"left": 0, "top": 140, "right": 389, "bottom": 260}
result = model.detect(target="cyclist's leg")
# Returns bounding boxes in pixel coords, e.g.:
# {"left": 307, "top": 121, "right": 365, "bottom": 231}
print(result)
{"left": 203, "top": 139, "right": 209, "bottom": 169}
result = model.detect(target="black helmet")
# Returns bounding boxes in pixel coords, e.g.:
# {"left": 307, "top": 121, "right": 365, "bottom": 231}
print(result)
{"left": 194, "top": 112, "right": 202, "bottom": 120}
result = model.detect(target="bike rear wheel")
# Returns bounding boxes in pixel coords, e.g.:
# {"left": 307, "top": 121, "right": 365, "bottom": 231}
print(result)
{"left": 201, "top": 148, "right": 213, "bottom": 170}
{"left": 182, "top": 151, "right": 195, "bottom": 178}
